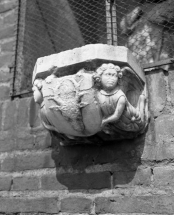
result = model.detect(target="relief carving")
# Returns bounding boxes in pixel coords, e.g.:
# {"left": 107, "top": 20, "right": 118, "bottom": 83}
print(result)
{"left": 32, "top": 44, "right": 149, "bottom": 145}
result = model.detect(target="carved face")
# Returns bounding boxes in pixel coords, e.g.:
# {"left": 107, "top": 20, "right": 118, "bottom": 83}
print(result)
{"left": 101, "top": 69, "right": 118, "bottom": 91}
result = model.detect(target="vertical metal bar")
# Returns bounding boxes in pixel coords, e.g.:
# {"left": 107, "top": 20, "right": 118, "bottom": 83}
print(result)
{"left": 106, "top": 0, "right": 112, "bottom": 45}
{"left": 105, "top": 0, "right": 117, "bottom": 45}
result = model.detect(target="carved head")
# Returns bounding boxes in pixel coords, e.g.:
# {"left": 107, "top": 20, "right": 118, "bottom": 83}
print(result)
{"left": 93, "top": 63, "right": 123, "bottom": 91}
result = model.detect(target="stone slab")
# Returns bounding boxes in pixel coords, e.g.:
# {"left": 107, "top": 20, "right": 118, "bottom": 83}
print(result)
{"left": 32, "top": 44, "right": 145, "bottom": 83}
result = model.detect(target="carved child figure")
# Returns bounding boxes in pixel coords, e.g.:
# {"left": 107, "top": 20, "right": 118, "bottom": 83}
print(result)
{"left": 93, "top": 63, "right": 146, "bottom": 133}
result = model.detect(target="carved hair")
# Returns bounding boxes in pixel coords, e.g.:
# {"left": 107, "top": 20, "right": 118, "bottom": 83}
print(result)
{"left": 93, "top": 63, "right": 123, "bottom": 87}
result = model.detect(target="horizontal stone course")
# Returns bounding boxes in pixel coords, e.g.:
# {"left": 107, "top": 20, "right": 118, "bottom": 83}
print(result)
{"left": 95, "top": 195, "right": 174, "bottom": 214}
{"left": 0, "top": 197, "right": 59, "bottom": 213}
{"left": 1, "top": 150, "right": 55, "bottom": 172}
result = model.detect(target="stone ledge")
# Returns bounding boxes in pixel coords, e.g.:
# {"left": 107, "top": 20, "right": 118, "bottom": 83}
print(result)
{"left": 33, "top": 44, "right": 145, "bottom": 83}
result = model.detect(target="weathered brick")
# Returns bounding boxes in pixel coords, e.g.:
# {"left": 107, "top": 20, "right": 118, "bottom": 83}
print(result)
{"left": 56, "top": 172, "right": 111, "bottom": 190}
{"left": 95, "top": 195, "right": 174, "bottom": 214}
{"left": 61, "top": 197, "right": 92, "bottom": 213}
{"left": 0, "top": 175, "right": 12, "bottom": 191}
{"left": 153, "top": 166, "right": 174, "bottom": 187}
{"left": 1, "top": 150, "right": 55, "bottom": 172}
{"left": 113, "top": 167, "right": 151, "bottom": 187}
{"left": 1, "top": 40, "right": 14, "bottom": 52}
{"left": 0, "top": 197, "right": 59, "bottom": 213}
{"left": 0, "top": 1, "right": 17, "bottom": 13}
{"left": 12, "top": 176, "right": 39, "bottom": 191}
{"left": 0, "top": 85, "right": 10, "bottom": 101}
{"left": 146, "top": 70, "right": 166, "bottom": 117}
{"left": 3, "top": 100, "right": 17, "bottom": 130}
{"left": 41, "top": 172, "right": 67, "bottom": 190}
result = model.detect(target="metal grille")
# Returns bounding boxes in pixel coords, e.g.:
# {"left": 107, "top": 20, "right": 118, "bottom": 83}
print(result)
{"left": 12, "top": 0, "right": 174, "bottom": 97}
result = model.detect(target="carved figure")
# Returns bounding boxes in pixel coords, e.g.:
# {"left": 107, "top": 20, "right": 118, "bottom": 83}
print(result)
{"left": 93, "top": 63, "right": 147, "bottom": 135}
{"left": 32, "top": 44, "right": 149, "bottom": 145}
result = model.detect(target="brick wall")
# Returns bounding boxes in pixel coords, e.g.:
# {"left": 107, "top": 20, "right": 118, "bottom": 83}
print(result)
{"left": 1, "top": 0, "right": 174, "bottom": 214}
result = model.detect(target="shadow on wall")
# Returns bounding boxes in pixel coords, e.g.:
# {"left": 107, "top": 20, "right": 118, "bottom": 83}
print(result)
{"left": 51, "top": 133, "right": 146, "bottom": 191}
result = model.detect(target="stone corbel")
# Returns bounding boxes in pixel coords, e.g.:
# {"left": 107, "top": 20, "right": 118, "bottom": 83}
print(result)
{"left": 32, "top": 44, "right": 149, "bottom": 145}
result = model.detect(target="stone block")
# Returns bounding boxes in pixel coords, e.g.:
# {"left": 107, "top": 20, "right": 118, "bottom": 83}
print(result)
{"left": 0, "top": 85, "right": 10, "bottom": 101}
{"left": 33, "top": 44, "right": 145, "bottom": 83}
{"left": 0, "top": 131, "right": 15, "bottom": 152}
{"left": 155, "top": 141, "right": 174, "bottom": 161}
{"left": 61, "top": 197, "right": 92, "bottom": 213}
{"left": 146, "top": 70, "right": 166, "bottom": 117}
{"left": 0, "top": 175, "right": 12, "bottom": 191}
{"left": 16, "top": 98, "right": 31, "bottom": 127}
{"left": 153, "top": 166, "right": 174, "bottom": 187}
{"left": 0, "top": 69, "right": 11, "bottom": 83}
{"left": 113, "top": 167, "right": 151, "bottom": 187}
{"left": 0, "top": 102, "right": 3, "bottom": 130}
{"left": 1, "top": 150, "right": 55, "bottom": 172}
{"left": 1, "top": 40, "right": 14, "bottom": 52}
{"left": 3, "top": 100, "right": 17, "bottom": 130}
{"left": 155, "top": 114, "right": 174, "bottom": 143}
{"left": 0, "top": 197, "right": 59, "bottom": 213}
{"left": 0, "top": 25, "right": 14, "bottom": 40}
{"left": 41, "top": 172, "right": 67, "bottom": 190}
{"left": 95, "top": 195, "right": 174, "bottom": 214}
{"left": 12, "top": 176, "right": 39, "bottom": 191}
{"left": 16, "top": 130, "right": 34, "bottom": 150}
{"left": 3, "top": 10, "right": 16, "bottom": 25}
{"left": 34, "top": 132, "right": 51, "bottom": 149}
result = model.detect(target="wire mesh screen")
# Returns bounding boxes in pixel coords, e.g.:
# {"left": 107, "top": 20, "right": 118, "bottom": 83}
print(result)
{"left": 13, "top": 0, "right": 174, "bottom": 96}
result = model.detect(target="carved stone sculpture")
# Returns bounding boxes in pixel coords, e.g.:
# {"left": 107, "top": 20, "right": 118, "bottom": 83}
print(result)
{"left": 32, "top": 44, "right": 149, "bottom": 145}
